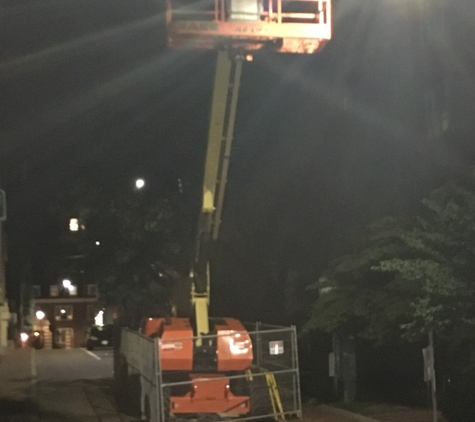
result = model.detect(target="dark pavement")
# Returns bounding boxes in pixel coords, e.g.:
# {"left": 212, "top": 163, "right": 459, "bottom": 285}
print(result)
{"left": 36, "top": 348, "right": 113, "bottom": 382}
{"left": 0, "top": 346, "right": 136, "bottom": 422}
{"left": 0, "top": 347, "right": 38, "bottom": 422}
{"left": 0, "top": 346, "right": 376, "bottom": 422}
{"left": 34, "top": 348, "right": 135, "bottom": 422}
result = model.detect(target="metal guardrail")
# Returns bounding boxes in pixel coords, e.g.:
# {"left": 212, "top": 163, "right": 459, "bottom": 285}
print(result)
{"left": 166, "top": 0, "right": 331, "bottom": 53}
{"left": 169, "top": 0, "right": 330, "bottom": 25}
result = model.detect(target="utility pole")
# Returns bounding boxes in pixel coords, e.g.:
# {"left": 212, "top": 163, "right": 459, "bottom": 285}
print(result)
{"left": 331, "top": 332, "right": 356, "bottom": 403}
{"left": 428, "top": 329, "right": 438, "bottom": 422}
{"left": 420, "top": 3, "right": 443, "bottom": 414}
{"left": 423, "top": 329, "right": 438, "bottom": 422}
{"left": 0, "top": 190, "right": 10, "bottom": 350}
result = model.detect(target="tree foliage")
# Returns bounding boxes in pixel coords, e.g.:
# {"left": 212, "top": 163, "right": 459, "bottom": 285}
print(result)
{"left": 305, "top": 184, "right": 475, "bottom": 344}
{"left": 61, "top": 182, "right": 193, "bottom": 327}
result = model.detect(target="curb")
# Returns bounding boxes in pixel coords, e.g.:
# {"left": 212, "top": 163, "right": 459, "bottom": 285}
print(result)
{"left": 319, "top": 405, "right": 381, "bottom": 422}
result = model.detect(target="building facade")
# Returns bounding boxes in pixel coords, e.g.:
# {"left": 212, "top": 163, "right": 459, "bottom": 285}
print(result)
{"left": 34, "top": 284, "right": 99, "bottom": 348}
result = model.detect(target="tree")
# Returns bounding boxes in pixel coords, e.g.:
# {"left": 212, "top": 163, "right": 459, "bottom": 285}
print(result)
{"left": 305, "top": 184, "right": 475, "bottom": 345}
{"left": 60, "top": 180, "right": 193, "bottom": 327}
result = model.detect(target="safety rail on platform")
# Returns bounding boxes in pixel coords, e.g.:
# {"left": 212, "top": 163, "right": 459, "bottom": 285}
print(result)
{"left": 168, "top": 0, "right": 330, "bottom": 25}
{"left": 166, "top": 0, "right": 331, "bottom": 53}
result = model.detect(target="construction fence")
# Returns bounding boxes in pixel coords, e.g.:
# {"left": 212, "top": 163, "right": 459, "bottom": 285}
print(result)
{"left": 116, "top": 324, "right": 302, "bottom": 422}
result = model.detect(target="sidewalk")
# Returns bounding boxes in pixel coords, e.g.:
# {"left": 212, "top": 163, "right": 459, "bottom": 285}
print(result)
{"left": 303, "top": 402, "right": 448, "bottom": 422}
{"left": 1, "top": 347, "right": 443, "bottom": 422}
{"left": 303, "top": 403, "right": 379, "bottom": 422}
{"left": 0, "top": 346, "right": 39, "bottom": 421}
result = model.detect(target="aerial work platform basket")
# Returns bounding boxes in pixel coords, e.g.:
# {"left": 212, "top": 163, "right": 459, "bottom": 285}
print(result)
{"left": 166, "top": 0, "right": 331, "bottom": 53}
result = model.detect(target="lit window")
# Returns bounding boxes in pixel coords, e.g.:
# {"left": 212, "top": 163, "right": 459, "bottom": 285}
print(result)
{"left": 50, "top": 285, "right": 59, "bottom": 297}
{"left": 69, "top": 218, "right": 79, "bottom": 231}
{"left": 55, "top": 305, "right": 73, "bottom": 321}
{"left": 60, "top": 280, "right": 77, "bottom": 296}
{"left": 65, "top": 285, "right": 77, "bottom": 296}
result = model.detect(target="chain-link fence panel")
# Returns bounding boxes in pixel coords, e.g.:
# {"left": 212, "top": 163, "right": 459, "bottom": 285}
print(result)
{"left": 118, "top": 329, "right": 161, "bottom": 422}
{"left": 117, "top": 324, "right": 301, "bottom": 422}
{"left": 246, "top": 324, "right": 301, "bottom": 420}
{"left": 246, "top": 324, "right": 299, "bottom": 373}
{"left": 156, "top": 324, "right": 301, "bottom": 422}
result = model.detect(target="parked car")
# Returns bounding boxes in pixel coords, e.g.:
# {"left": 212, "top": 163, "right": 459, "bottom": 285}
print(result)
{"left": 86, "top": 325, "right": 114, "bottom": 350}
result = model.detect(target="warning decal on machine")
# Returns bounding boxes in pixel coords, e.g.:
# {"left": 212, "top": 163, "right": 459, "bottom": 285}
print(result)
{"left": 161, "top": 342, "right": 183, "bottom": 351}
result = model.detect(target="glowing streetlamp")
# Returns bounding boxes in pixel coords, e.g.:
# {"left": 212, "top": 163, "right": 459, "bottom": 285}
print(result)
{"left": 69, "top": 218, "right": 84, "bottom": 231}
{"left": 135, "top": 178, "right": 145, "bottom": 189}
{"left": 36, "top": 310, "right": 46, "bottom": 320}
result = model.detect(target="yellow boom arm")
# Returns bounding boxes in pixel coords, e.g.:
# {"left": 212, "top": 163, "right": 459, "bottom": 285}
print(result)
{"left": 193, "top": 49, "right": 244, "bottom": 342}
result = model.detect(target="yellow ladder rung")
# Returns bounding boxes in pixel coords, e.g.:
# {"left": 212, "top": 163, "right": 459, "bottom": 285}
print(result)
{"left": 265, "top": 373, "right": 285, "bottom": 420}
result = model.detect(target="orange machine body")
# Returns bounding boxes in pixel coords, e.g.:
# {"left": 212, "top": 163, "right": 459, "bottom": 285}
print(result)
{"left": 215, "top": 318, "right": 253, "bottom": 371}
{"left": 170, "top": 374, "right": 250, "bottom": 415}
{"left": 143, "top": 317, "right": 253, "bottom": 414}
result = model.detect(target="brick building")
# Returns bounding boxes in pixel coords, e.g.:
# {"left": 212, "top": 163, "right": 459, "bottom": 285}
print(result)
{"left": 34, "top": 283, "right": 99, "bottom": 348}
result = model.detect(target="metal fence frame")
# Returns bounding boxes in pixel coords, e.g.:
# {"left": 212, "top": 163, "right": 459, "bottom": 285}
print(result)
{"left": 120, "top": 329, "right": 161, "bottom": 421}
{"left": 119, "top": 323, "right": 302, "bottom": 422}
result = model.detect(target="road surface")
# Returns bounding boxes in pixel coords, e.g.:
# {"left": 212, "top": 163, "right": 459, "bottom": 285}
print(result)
{"left": 35, "top": 347, "right": 136, "bottom": 422}
{"left": 32, "top": 347, "right": 365, "bottom": 422}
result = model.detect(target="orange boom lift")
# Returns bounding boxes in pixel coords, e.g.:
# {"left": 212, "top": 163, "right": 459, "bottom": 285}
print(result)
{"left": 119, "top": 0, "right": 331, "bottom": 419}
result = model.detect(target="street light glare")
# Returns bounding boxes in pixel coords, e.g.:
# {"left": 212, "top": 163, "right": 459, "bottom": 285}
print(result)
{"left": 135, "top": 179, "right": 145, "bottom": 189}
{"left": 36, "top": 310, "right": 46, "bottom": 320}
{"left": 69, "top": 218, "right": 79, "bottom": 231}
{"left": 62, "top": 279, "right": 72, "bottom": 288}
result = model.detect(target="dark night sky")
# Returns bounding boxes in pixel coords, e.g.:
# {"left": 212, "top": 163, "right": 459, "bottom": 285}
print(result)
{"left": 1, "top": 0, "right": 475, "bottom": 320}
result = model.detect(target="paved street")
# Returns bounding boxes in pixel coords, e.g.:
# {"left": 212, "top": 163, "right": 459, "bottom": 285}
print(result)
{"left": 36, "top": 348, "right": 113, "bottom": 382}
{"left": 0, "top": 346, "right": 370, "bottom": 422}
{"left": 34, "top": 349, "right": 358, "bottom": 422}
{"left": 0, "top": 347, "right": 37, "bottom": 422}
{"left": 34, "top": 348, "right": 136, "bottom": 422}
